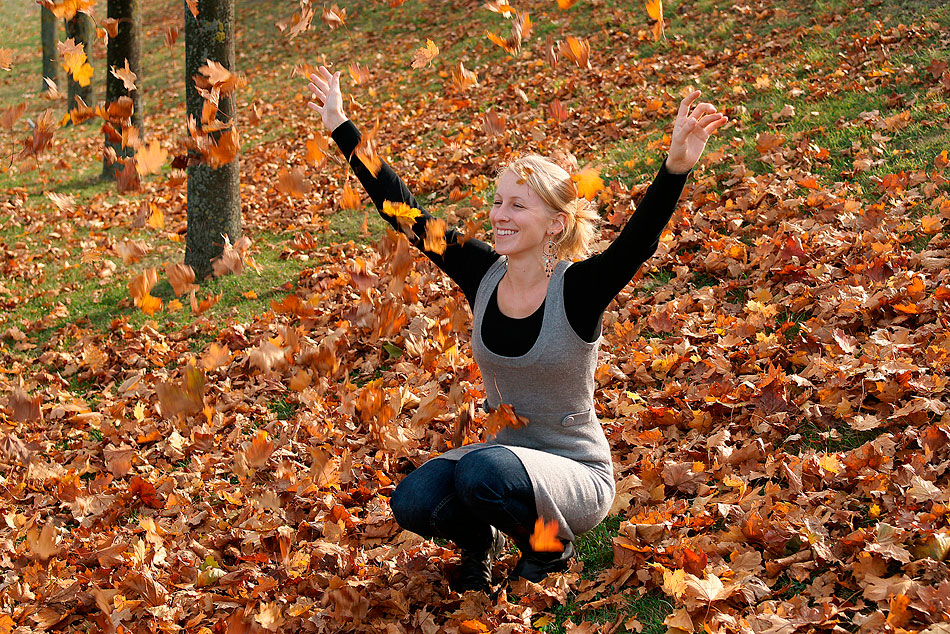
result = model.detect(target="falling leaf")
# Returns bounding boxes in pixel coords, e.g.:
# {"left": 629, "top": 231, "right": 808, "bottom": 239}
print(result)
{"left": 27, "top": 522, "right": 60, "bottom": 561}
{"left": 485, "top": 402, "right": 529, "bottom": 436}
{"left": 200, "top": 342, "right": 232, "bottom": 370}
{"left": 451, "top": 62, "right": 478, "bottom": 91}
{"left": 111, "top": 58, "right": 137, "bottom": 91}
{"left": 423, "top": 218, "right": 447, "bottom": 255}
{"left": 45, "top": 191, "right": 75, "bottom": 212}
{"left": 482, "top": 109, "right": 507, "bottom": 136}
{"left": 354, "top": 118, "right": 382, "bottom": 176}
{"left": 186, "top": 0, "right": 198, "bottom": 17}
{"left": 645, "top": 0, "right": 665, "bottom": 41}
{"left": 348, "top": 62, "right": 370, "bottom": 84}
{"left": 8, "top": 388, "right": 42, "bottom": 423}
{"left": 0, "top": 49, "right": 12, "bottom": 71}
{"left": 146, "top": 203, "right": 164, "bottom": 230}
{"left": 341, "top": 182, "right": 362, "bottom": 210}
{"left": 529, "top": 517, "right": 563, "bottom": 552}
{"left": 277, "top": 167, "right": 311, "bottom": 197}
{"left": 305, "top": 135, "right": 328, "bottom": 167}
{"left": 74, "top": 62, "right": 94, "bottom": 87}
{"left": 164, "top": 25, "right": 179, "bottom": 48}
{"left": 411, "top": 38, "right": 439, "bottom": 69}
{"left": 559, "top": 36, "right": 591, "bottom": 69}
{"left": 0, "top": 103, "right": 26, "bottom": 130}
{"left": 165, "top": 263, "right": 197, "bottom": 297}
{"left": 321, "top": 5, "right": 347, "bottom": 29}
{"left": 572, "top": 167, "right": 604, "bottom": 200}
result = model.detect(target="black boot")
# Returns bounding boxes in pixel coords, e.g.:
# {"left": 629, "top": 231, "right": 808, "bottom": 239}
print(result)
{"left": 451, "top": 527, "right": 506, "bottom": 593}
{"left": 510, "top": 541, "right": 575, "bottom": 583}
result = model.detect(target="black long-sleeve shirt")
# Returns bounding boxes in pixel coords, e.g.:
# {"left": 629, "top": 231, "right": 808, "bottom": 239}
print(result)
{"left": 330, "top": 120, "right": 689, "bottom": 357}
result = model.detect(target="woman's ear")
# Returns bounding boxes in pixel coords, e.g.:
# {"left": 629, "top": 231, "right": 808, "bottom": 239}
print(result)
{"left": 549, "top": 211, "right": 569, "bottom": 236}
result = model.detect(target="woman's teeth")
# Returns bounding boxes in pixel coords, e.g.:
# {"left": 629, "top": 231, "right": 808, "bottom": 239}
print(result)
{"left": 496, "top": 229, "right": 517, "bottom": 236}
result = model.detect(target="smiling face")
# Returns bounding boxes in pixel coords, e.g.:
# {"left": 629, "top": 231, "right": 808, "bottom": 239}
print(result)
{"left": 490, "top": 169, "right": 566, "bottom": 258}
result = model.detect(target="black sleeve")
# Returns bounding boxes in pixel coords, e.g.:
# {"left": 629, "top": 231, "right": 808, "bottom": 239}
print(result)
{"left": 564, "top": 159, "right": 690, "bottom": 340}
{"left": 330, "top": 120, "right": 499, "bottom": 305}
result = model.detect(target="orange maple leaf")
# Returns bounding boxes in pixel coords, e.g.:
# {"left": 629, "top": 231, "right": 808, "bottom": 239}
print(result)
{"left": 165, "top": 262, "right": 198, "bottom": 297}
{"left": 321, "top": 4, "right": 347, "bottom": 29}
{"left": 411, "top": 38, "right": 439, "bottom": 69}
{"left": 645, "top": 0, "right": 665, "bottom": 41}
{"left": 341, "top": 182, "right": 362, "bottom": 210}
{"left": 556, "top": 0, "right": 579, "bottom": 8}
{"left": 354, "top": 118, "right": 382, "bottom": 176}
{"left": 136, "top": 140, "right": 167, "bottom": 176}
{"left": 245, "top": 430, "right": 274, "bottom": 469}
{"left": 529, "top": 518, "right": 563, "bottom": 553}
{"left": 572, "top": 167, "right": 604, "bottom": 200}
{"left": 451, "top": 62, "right": 478, "bottom": 91}
{"left": 110, "top": 58, "right": 137, "bottom": 91}
{"left": 484, "top": 402, "right": 529, "bottom": 436}
{"left": 423, "top": 218, "right": 447, "bottom": 255}
{"left": 348, "top": 62, "right": 370, "bottom": 85}
{"left": 559, "top": 36, "right": 591, "bottom": 69}
{"left": 305, "top": 136, "right": 327, "bottom": 167}
{"left": 277, "top": 166, "right": 311, "bottom": 197}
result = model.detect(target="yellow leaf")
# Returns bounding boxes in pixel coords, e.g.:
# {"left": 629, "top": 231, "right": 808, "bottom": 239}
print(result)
{"left": 645, "top": 0, "right": 663, "bottom": 21}
{"left": 818, "top": 453, "right": 840, "bottom": 474}
{"left": 139, "top": 293, "right": 162, "bottom": 316}
{"left": 382, "top": 200, "right": 422, "bottom": 222}
{"left": 75, "top": 62, "right": 94, "bottom": 87}
{"left": 242, "top": 290, "right": 258, "bottom": 299}
{"left": 147, "top": 204, "right": 164, "bottom": 230}
{"left": 572, "top": 167, "right": 604, "bottom": 200}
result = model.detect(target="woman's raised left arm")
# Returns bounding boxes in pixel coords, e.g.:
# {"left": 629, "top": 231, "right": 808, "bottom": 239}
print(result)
{"left": 563, "top": 91, "right": 728, "bottom": 339}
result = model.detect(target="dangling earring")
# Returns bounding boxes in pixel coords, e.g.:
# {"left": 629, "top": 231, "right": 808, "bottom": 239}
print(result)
{"left": 542, "top": 237, "right": 558, "bottom": 278}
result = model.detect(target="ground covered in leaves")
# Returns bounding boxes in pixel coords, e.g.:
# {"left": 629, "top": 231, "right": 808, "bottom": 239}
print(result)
{"left": 1, "top": 0, "right": 950, "bottom": 632}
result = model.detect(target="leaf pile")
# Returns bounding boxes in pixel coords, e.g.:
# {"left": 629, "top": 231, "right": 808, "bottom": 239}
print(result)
{"left": 1, "top": 0, "right": 949, "bottom": 632}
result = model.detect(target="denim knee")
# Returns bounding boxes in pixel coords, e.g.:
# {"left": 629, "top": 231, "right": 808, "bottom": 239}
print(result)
{"left": 454, "top": 447, "right": 533, "bottom": 511}
{"left": 389, "top": 458, "right": 457, "bottom": 535}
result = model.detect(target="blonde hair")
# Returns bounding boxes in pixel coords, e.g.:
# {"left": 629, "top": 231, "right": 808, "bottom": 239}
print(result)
{"left": 494, "top": 153, "right": 601, "bottom": 260}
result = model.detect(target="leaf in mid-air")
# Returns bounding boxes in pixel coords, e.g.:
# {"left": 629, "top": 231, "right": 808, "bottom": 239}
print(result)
{"left": 572, "top": 167, "right": 604, "bottom": 200}
{"left": 136, "top": 141, "right": 167, "bottom": 176}
{"left": 529, "top": 518, "right": 563, "bottom": 552}
{"left": 111, "top": 59, "right": 137, "bottom": 91}
{"left": 411, "top": 39, "right": 439, "bottom": 69}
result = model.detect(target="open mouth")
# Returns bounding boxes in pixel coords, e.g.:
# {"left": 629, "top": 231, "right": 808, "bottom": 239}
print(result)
{"left": 495, "top": 228, "right": 518, "bottom": 237}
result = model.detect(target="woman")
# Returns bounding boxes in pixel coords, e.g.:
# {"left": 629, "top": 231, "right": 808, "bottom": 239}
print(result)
{"left": 307, "top": 65, "right": 727, "bottom": 592}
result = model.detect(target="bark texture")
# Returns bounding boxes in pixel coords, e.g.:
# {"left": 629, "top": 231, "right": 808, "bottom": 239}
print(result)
{"left": 64, "top": 12, "right": 94, "bottom": 113}
{"left": 184, "top": 0, "right": 241, "bottom": 280}
{"left": 103, "top": 0, "right": 144, "bottom": 180}
{"left": 41, "top": 6, "right": 58, "bottom": 91}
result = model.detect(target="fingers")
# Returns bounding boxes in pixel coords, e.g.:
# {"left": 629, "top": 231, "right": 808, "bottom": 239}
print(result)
{"left": 677, "top": 89, "right": 700, "bottom": 119}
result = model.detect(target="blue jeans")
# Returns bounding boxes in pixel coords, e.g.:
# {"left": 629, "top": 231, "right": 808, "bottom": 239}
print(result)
{"left": 390, "top": 446, "right": 538, "bottom": 553}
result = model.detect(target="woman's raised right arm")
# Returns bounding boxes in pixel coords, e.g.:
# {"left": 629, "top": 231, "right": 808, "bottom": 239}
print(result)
{"left": 308, "top": 66, "right": 498, "bottom": 305}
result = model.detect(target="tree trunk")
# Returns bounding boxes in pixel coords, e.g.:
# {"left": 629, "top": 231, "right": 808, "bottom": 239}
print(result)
{"left": 64, "top": 12, "right": 94, "bottom": 113}
{"left": 41, "top": 6, "right": 58, "bottom": 91}
{"left": 184, "top": 0, "right": 241, "bottom": 280}
{"left": 102, "top": 0, "right": 144, "bottom": 180}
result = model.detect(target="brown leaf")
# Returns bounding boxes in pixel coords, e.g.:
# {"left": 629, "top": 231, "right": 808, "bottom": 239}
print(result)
{"left": 8, "top": 388, "right": 42, "bottom": 423}
{"left": 244, "top": 430, "right": 274, "bottom": 469}
{"left": 110, "top": 58, "right": 137, "bottom": 92}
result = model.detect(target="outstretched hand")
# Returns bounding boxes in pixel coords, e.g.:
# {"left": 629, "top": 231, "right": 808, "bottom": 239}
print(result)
{"left": 307, "top": 65, "right": 348, "bottom": 133}
{"left": 665, "top": 90, "right": 728, "bottom": 174}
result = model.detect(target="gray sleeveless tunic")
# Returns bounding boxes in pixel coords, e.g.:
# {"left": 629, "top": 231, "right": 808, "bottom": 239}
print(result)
{"left": 437, "top": 258, "right": 616, "bottom": 542}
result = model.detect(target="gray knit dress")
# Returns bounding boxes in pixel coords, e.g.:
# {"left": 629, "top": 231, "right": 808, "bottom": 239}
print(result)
{"left": 436, "top": 257, "right": 616, "bottom": 543}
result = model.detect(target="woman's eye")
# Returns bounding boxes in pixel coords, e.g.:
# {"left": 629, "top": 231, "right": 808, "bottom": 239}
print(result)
{"left": 492, "top": 200, "right": 501, "bottom": 206}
